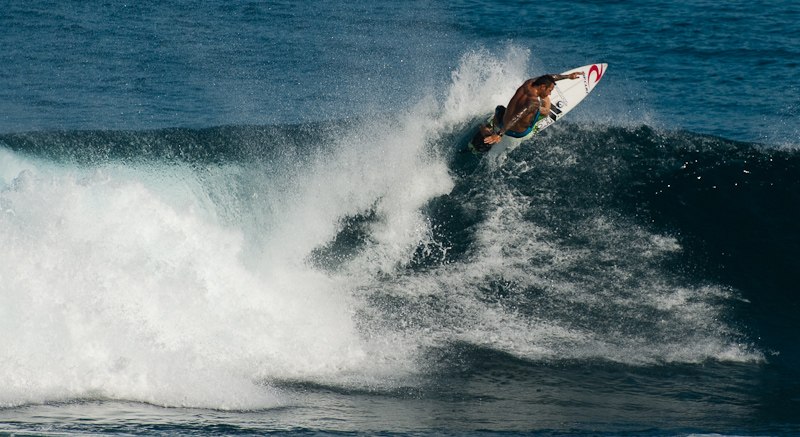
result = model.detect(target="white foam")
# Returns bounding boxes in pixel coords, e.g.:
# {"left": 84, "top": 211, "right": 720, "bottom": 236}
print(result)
{"left": 0, "top": 152, "right": 434, "bottom": 408}
{"left": 0, "top": 147, "right": 38, "bottom": 189}
{"left": 0, "top": 57, "right": 463, "bottom": 407}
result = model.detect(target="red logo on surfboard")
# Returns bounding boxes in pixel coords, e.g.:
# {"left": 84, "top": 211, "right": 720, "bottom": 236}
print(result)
{"left": 588, "top": 64, "right": 605, "bottom": 83}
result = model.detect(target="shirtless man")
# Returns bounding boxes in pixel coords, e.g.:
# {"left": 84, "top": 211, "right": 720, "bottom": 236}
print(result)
{"left": 480, "top": 72, "right": 584, "bottom": 146}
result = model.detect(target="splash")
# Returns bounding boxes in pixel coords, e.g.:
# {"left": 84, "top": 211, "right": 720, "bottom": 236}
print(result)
{"left": 0, "top": 44, "right": 462, "bottom": 407}
{"left": 0, "top": 165, "right": 366, "bottom": 409}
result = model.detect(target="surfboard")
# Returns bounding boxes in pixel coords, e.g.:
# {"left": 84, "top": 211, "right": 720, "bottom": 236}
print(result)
{"left": 467, "top": 63, "right": 608, "bottom": 159}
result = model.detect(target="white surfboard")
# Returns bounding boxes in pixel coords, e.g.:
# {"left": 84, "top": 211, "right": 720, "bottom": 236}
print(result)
{"left": 472, "top": 63, "right": 608, "bottom": 160}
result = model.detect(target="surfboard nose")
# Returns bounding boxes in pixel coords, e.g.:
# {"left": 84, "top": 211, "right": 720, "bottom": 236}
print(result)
{"left": 586, "top": 63, "right": 608, "bottom": 92}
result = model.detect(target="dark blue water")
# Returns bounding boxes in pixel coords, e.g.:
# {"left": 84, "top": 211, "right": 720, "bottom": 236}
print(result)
{"left": 1, "top": 1, "right": 799, "bottom": 436}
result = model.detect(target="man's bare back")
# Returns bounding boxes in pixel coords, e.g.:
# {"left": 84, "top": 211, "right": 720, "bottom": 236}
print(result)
{"left": 482, "top": 72, "right": 584, "bottom": 145}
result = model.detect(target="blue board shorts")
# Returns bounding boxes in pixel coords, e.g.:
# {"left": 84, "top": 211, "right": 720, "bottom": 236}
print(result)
{"left": 493, "top": 105, "right": 538, "bottom": 138}
{"left": 466, "top": 106, "right": 540, "bottom": 155}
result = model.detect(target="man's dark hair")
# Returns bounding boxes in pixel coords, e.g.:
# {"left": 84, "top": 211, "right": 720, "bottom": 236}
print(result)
{"left": 531, "top": 75, "right": 556, "bottom": 87}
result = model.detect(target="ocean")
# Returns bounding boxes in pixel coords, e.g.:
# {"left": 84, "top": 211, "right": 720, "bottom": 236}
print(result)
{"left": 1, "top": 0, "right": 799, "bottom": 435}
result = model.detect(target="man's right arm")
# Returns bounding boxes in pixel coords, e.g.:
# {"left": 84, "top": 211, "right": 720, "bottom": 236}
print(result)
{"left": 499, "top": 99, "right": 539, "bottom": 135}
{"left": 483, "top": 98, "right": 542, "bottom": 145}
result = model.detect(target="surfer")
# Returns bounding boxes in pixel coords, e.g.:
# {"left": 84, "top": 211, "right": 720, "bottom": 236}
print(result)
{"left": 475, "top": 72, "right": 584, "bottom": 148}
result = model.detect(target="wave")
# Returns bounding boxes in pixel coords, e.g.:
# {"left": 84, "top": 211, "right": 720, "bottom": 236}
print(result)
{"left": 1, "top": 49, "right": 788, "bottom": 410}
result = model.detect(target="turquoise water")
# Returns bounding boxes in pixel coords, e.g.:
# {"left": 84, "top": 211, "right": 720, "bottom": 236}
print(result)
{"left": 1, "top": 1, "right": 799, "bottom": 435}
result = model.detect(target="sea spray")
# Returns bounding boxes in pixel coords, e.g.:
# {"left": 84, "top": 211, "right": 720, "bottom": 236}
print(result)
{"left": 0, "top": 63, "right": 461, "bottom": 408}
{"left": 0, "top": 166, "right": 360, "bottom": 409}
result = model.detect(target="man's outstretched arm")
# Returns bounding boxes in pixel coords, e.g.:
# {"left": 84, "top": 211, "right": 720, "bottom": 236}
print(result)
{"left": 551, "top": 72, "right": 585, "bottom": 81}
